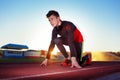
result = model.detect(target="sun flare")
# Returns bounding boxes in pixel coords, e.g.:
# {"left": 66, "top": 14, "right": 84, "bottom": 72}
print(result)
{"left": 51, "top": 47, "right": 59, "bottom": 55}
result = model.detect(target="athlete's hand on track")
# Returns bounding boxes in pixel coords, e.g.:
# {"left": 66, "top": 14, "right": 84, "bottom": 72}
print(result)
{"left": 71, "top": 57, "right": 82, "bottom": 68}
{"left": 40, "top": 59, "right": 48, "bottom": 67}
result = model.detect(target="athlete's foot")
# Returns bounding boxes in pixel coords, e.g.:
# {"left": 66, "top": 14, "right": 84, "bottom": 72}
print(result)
{"left": 61, "top": 58, "right": 71, "bottom": 66}
{"left": 71, "top": 57, "right": 82, "bottom": 68}
{"left": 84, "top": 53, "right": 92, "bottom": 65}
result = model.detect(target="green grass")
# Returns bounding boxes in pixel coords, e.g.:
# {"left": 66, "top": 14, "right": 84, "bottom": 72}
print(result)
{"left": 0, "top": 57, "right": 45, "bottom": 63}
{"left": 0, "top": 57, "right": 64, "bottom": 63}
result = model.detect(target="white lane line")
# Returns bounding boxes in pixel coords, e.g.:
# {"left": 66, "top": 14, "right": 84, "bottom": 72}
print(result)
{"left": 1, "top": 65, "right": 119, "bottom": 80}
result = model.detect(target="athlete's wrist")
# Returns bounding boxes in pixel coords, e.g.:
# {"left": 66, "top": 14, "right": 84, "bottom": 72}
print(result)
{"left": 71, "top": 57, "right": 76, "bottom": 60}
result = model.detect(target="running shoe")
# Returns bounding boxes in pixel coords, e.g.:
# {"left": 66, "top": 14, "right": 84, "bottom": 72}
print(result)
{"left": 61, "top": 59, "right": 71, "bottom": 66}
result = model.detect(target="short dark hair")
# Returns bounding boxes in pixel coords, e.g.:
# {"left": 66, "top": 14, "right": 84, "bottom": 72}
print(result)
{"left": 46, "top": 10, "right": 60, "bottom": 17}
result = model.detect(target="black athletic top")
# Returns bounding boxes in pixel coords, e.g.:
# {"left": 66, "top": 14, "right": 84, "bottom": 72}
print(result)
{"left": 46, "top": 21, "right": 83, "bottom": 59}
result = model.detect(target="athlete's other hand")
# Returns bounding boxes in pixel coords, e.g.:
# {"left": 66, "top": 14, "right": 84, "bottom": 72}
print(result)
{"left": 40, "top": 59, "right": 48, "bottom": 67}
{"left": 71, "top": 57, "right": 82, "bottom": 68}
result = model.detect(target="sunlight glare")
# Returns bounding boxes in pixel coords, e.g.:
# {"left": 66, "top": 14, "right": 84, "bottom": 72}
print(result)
{"left": 51, "top": 47, "right": 58, "bottom": 55}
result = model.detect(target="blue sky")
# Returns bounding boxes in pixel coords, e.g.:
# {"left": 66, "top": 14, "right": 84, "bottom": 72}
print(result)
{"left": 0, "top": 0, "right": 120, "bottom": 52}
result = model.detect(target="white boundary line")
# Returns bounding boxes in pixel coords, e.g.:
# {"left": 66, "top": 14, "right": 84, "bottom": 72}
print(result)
{"left": 0, "top": 65, "right": 120, "bottom": 80}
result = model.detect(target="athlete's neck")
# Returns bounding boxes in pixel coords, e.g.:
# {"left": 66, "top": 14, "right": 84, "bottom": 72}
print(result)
{"left": 58, "top": 20, "right": 62, "bottom": 26}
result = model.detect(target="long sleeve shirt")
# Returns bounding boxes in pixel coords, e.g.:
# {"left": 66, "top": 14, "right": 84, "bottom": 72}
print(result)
{"left": 46, "top": 21, "right": 83, "bottom": 59}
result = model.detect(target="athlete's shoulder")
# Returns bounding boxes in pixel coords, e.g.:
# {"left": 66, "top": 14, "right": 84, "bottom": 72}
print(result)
{"left": 62, "top": 20, "right": 73, "bottom": 24}
{"left": 62, "top": 21, "right": 75, "bottom": 31}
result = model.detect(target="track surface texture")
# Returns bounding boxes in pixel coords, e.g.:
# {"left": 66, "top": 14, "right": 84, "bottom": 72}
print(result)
{"left": 0, "top": 61, "right": 120, "bottom": 80}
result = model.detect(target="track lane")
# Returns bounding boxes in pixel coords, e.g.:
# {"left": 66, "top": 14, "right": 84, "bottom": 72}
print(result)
{"left": 0, "top": 61, "right": 120, "bottom": 80}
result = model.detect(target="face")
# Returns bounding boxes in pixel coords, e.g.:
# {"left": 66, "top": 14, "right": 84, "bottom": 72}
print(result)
{"left": 47, "top": 15, "right": 60, "bottom": 27}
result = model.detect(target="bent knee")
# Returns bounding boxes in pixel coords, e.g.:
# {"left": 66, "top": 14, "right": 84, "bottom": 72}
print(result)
{"left": 54, "top": 38, "right": 62, "bottom": 45}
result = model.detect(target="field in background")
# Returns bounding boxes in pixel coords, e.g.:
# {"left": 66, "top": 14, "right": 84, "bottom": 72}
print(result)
{"left": 0, "top": 51, "right": 120, "bottom": 63}
{"left": 91, "top": 52, "right": 120, "bottom": 61}
{"left": 0, "top": 57, "right": 45, "bottom": 63}
{"left": 0, "top": 55, "right": 64, "bottom": 63}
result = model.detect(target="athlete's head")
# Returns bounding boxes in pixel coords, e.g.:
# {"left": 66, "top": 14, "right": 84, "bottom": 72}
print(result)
{"left": 46, "top": 10, "right": 61, "bottom": 27}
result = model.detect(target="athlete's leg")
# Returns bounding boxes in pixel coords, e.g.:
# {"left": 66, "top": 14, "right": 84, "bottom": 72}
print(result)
{"left": 54, "top": 37, "right": 72, "bottom": 66}
{"left": 54, "top": 37, "right": 68, "bottom": 58}
{"left": 74, "top": 42, "right": 83, "bottom": 65}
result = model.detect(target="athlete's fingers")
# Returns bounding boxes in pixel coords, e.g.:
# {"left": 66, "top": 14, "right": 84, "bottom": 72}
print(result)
{"left": 75, "top": 65, "right": 82, "bottom": 68}
{"left": 71, "top": 63, "right": 82, "bottom": 68}
{"left": 40, "top": 63, "right": 46, "bottom": 68}
{"left": 70, "top": 64, "right": 74, "bottom": 68}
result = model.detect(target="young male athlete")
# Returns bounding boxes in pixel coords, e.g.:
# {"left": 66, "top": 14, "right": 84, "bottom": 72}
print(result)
{"left": 40, "top": 10, "right": 90, "bottom": 68}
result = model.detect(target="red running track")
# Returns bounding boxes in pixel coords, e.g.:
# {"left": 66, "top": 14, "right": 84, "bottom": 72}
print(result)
{"left": 0, "top": 61, "right": 120, "bottom": 80}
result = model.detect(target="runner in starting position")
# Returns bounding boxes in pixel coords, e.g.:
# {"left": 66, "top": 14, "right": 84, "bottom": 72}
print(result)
{"left": 40, "top": 10, "right": 91, "bottom": 68}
